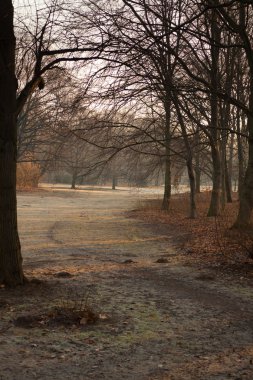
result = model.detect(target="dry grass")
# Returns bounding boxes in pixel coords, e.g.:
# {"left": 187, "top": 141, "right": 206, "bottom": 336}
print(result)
{"left": 133, "top": 191, "right": 253, "bottom": 271}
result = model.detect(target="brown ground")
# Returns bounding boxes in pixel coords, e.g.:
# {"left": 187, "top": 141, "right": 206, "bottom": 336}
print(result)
{"left": 132, "top": 192, "right": 253, "bottom": 280}
{"left": 0, "top": 187, "right": 252, "bottom": 380}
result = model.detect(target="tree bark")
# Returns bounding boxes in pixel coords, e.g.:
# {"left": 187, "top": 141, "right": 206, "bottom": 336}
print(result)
{"left": 0, "top": 1, "right": 24, "bottom": 286}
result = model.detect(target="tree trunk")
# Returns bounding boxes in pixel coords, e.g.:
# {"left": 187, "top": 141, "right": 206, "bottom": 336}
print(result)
{"left": 207, "top": 146, "right": 222, "bottom": 217}
{"left": 162, "top": 154, "right": 171, "bottom": 211}
{"left": 187, "top": 161, "right": 197, "bottom": 218}
{"left": 235, "top": 161, "right": 253, "bottom": 228}
{"left": 0, "top": 1, "right": 24, "bottom": 286}
{"left": 172, "top": 93, "right": 197, "bottom": 218}
{"left": 162, "top": 102, "right": 171, "bottom": 211}
{"left": 221, "top": 144, "right": 227, "bottom": 210}
{"left": 237, "top": 111, "right": 246, "bottom": 199}
{"left": 194, "top": 127, "right": 201, "bottom": 193}
{"left": 207, "top": 11, "right": 221, "bottom": 217}
{"left": 112, "top": 175, "right": 117, "bottom": 190}
{"left": 71, "top": 171, "right": 77, "bottom": 189}
{"left": 227, "top": 132, "right": 234, "bottom": 199}
{"left": 220, "top": 102, "right": 229, "bottom": 209}
{"left": 235, "top": 80, "right": 253, "bottom": 227}
{"left": 221, "top": 32, "right": 234, "bottom": 205}
{"left": 225, "top": 159, "right": 233, "bottom": 203}
{"left": 195, "top": 166, "right": 201, "bottom": 194}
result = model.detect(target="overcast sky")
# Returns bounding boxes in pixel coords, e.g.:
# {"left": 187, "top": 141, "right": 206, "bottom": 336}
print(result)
{"left": 14, "top": 0, "right": 46, "bottom": 17}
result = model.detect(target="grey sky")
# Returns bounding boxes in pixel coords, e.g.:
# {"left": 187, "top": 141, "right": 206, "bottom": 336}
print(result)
{"left": 14, "top": 0, "right": 46, "bottom": 16}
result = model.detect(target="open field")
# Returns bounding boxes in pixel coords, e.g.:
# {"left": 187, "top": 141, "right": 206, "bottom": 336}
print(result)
{"left": 0, "top": 186, "right": 252, "bottom": 379}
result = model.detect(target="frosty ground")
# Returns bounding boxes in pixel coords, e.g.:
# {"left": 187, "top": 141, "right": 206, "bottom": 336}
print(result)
{"left": 0, "top": 186, "right": 252, "bottom": 380}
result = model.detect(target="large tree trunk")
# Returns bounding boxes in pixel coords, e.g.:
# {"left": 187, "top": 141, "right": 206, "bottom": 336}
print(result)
{"left": 235, "top": 80, "right": 253, "bottom": 227}
{"left": 0, "top": 1, "right": 24, "bottom": 286}
{"left": 235, "top": 147, "right": 253, "bottom": 228}
{"left": 234, "top": 7, "right": 252, "bottom": 226}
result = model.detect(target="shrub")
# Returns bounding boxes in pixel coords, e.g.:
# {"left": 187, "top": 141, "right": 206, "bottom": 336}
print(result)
{"left": 17, "top": 162, "right": 41, "bottom": 188}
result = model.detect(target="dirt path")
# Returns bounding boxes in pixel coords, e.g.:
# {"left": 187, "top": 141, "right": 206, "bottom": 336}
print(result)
{"left": 0, "top": 187, "right": 253, "bottom": 380}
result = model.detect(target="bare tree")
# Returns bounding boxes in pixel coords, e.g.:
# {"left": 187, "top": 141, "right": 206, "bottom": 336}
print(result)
{"left": 0, "top": 1, "right": 24, "bottom": 286}
{"left": 0, "top": 0, "right": 110, "bottom": 286}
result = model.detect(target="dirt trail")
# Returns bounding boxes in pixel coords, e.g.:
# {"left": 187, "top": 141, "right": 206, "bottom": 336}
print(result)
{"left": 0, "top": 187, "right": 253, "bottom": 380}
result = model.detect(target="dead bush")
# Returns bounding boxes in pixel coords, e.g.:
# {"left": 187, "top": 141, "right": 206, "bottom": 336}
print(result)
{"left": 17, "top": 162, "right": 41, "bottom": 188}
{"left": 14, "top": 288, "right": 104, "bottom": 329}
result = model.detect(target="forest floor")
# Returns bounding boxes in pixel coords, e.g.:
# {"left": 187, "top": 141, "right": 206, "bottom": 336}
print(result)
{"left": 0, "top": 186, "right": 253, "bottom": 380}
